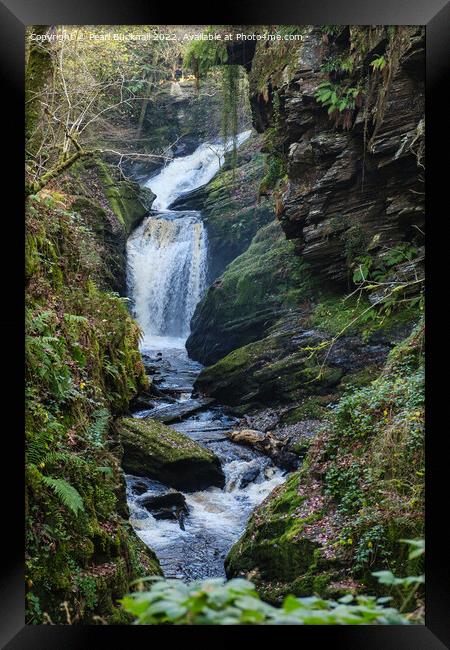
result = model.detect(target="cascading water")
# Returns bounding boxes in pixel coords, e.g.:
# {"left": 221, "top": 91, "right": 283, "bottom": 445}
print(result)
{"left": 147, "top": 131, "right": 252, "bottom": 212}
{"left": 126, "top": 130, "right": 251, "bottom": 348}
{"left": 125, "top": 129, "right": 285, "bottom": 580}
{"left": 127, "top": 212, "right": 208, "bottom": 347}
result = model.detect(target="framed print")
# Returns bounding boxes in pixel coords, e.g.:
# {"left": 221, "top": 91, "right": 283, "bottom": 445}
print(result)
{"left": 1, "top": 0, "right": 448, "bottom": 647}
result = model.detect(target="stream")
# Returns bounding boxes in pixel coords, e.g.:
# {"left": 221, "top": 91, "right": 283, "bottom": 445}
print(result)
{"left": 125, "top": 131, "right": 285, "bottom": 580}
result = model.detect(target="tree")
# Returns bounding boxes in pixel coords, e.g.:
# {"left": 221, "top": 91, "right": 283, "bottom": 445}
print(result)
{"left": 25, "top": 26, "right": 186, "bottom": 195}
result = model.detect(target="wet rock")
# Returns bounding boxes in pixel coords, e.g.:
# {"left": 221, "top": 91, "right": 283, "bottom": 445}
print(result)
{"left": 131, "top": 480, "right": 150, "bottom": 496}
{"left": 276, "top": 451, "right": 300, "bottom": 472}
{"left": 118, "top": 417, "right": 225, "bottom": 491}
{"left": 139, "top": 491, "right": 189, "bottom": 528}
{"left": 239, "top": 464, "right": 260, "bottom": 488}
{"left": 149, "top": 397, "right": 216, "bottom": 424}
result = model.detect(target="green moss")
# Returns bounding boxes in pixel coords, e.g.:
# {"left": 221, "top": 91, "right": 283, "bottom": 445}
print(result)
{"left": 281, "top": 396, "right": 334, "bottom": 424}
{"left": 188, "top": 219, "right": 311, "bottom": 364}
{"left": 118, "top": 417, "right": 225, "bottom": 491}
{"left": 25, "top": 193, "right": 159, "bottom": 625}
{"left": 309, "top": 292, "right": 418, "bottom": 339}
{"left": 249, "top": 36, "right": 305, "bottom": 95}
{"left": 225, "top": 474, "right": 320, "bottom": 597}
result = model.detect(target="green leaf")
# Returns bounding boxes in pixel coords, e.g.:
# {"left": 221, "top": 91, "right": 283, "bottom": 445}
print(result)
{"left": 41, "top": 476, "right": 85, "bottom": 515}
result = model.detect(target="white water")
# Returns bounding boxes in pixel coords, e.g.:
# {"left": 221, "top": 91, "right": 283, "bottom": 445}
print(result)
{"left": 127, "top": 130, "right": 251, "bottom": 348}
{"left": 127, "top": 212, "right": 208, "bottom": 347}
{"left": 127, "top": 449, "right": 284, "bottom": 579}
{"left": 145, "top": 130, "right": 252, "bottom": 211}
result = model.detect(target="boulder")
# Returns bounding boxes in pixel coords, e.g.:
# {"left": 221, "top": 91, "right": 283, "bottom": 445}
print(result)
{"left": 239, "top": 464, "right": 261, "bottom": 489}
{"left": 138, "top": 491, "right": 189, "bottom": 529}
{"left": 118, "top": 417, "right": 225, "bottom": 492}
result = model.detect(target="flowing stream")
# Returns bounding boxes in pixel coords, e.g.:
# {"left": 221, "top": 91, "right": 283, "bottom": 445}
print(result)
{"left": 125, "top": 131, "right": 285, "bottom": 580}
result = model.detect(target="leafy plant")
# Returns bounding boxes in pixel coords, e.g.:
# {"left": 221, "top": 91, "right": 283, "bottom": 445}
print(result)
{"left": 40, "top": 476, "right": 85, "bottom": 515}
{"left": 372, "top": 539, "right": 424, "bottom": 614}
{"left": 315, "top": 82, "right": 362, "bottom": 114}
{"left": 121, "top": 577, "right": 410, "bottom": 625}
{"left": 184, "top": 38, "right": 228, "bottom": 82}
{"left": 86, "top": 407, "right": 110, "bottom": 447}
{"left": 315, "top": 82, "right": 362, "bottom": 129}
{"left": 322, "top": 57, "right": 354, "bottom": 74}
{"left": 370, "top": 55, "right": 387, "bottom": 71}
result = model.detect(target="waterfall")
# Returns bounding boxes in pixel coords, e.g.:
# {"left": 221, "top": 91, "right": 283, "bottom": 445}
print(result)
{"left": 127, "top": 212, "right": 208, "bottom": 347}
{"left": 126, "top": 130, "right": 252, "bottom": 348}
{"left": 146, "top": 131, "right": 252, "bottom": 211}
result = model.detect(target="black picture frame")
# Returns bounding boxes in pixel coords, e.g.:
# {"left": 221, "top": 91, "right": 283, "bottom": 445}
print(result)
{"left": 1, "top": 0, "right": 448, "bottom": 647}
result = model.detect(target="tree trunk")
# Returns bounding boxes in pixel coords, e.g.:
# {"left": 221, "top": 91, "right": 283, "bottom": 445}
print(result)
{"left": 25, "top": 25, "right": 53, "bottom": 158}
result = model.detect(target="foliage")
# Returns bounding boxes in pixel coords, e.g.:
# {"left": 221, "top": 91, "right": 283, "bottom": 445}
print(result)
{"left": 350, "top": 243, "right": 424, "bottom": 320}
{"left": 221, "top": 65, "right": 242, "bottom": 169}
{"left": 352, "top": 243, "right": 419, "bottom": 284}
{"left": 315, "top": 81, "right": 362, "bottom": 129}
{"left": 322, "top": 56, "right": 354, "bottom": 74}
{"left": 184, "top": 33, "right": 249, "bottom": 168}
{"left": 40, "top": 476, "right": 85, "bottom": 516}
{"left": 320, "top": 26, "right": 344, "bottom": 39}
{"left": 370, "top": 55, "right": 387, "bottom": 71}
{"left": 121, "top": 576, "right": 410, "bottom": 625}
{"left": 184, "top": 37, "right": 228, "bottom": 81}
{"left": 25, "top": 191, "right": 159, "bottom": 624}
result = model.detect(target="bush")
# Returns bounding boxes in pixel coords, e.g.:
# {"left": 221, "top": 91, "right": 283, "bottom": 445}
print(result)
{"left": 121, "top": 576, "right": 410, "bottom": 625}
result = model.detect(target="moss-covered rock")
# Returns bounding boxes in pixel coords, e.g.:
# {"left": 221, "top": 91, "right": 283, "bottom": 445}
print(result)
{"left": 187, "top": 221, "right": 310, "bottom": 365}
{"left": 225, "top": 473, "right": 323, "bottom": 602}
{"left": 194, "top": 308, "right": 393, "bottom": 413}
{"left": 118, "top": 417, "right": 225, "bottom": 491}
{"left": 25, "top": 191, "right": 160, "bottom": 625}
{"left": 58, "top": 156, "right": 153, "bottom": 294}
{"left": 224, "top": 323, "right": 424, "bottom": 605}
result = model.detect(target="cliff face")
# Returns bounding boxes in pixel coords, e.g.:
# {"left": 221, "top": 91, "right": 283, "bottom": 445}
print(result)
{"left": 248, "top": 26, "right": 425, "bottom": 286}
{"left": 188, "top": 27, "right": 424, "bottom": 372}
{"left": 189, "top": 27, "right": 425, "bottom": 605}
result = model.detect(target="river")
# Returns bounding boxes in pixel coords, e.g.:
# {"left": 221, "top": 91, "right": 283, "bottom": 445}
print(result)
{"left": 124, "top": 131, "right": 285, "bottom": 580}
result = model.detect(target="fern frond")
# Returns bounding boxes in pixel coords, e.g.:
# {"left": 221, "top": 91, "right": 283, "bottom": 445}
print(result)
{"left": 42, "top": 451, "right": 90, "bottom": 470}
{"left": 86, "top": 407, "right": 110, "bottom": 447}
{"left": 41, "top": 476, "right": 85, "bottom": 515}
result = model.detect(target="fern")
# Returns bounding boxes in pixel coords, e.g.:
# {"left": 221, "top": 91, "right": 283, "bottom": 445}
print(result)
{"left": 86, "top": 407, "right": 110, "bottom": 447}
{"left": 41, "top": 451, "right": 90, "bottom": 471}
{"left": 41, "top": 476, "right": 85, "bottom": 515}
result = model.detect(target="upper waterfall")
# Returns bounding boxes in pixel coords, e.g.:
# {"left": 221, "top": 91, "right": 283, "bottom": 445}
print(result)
{"left": 145, "top": 131, "right": 252, "bottom": 211}
{"left": 127, "top": 130, "right": 252, "bottom": 348}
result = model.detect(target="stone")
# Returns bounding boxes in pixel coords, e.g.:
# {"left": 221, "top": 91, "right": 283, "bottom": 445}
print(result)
{"left": 118, "top": 417, "right": 225, "bottom": 491}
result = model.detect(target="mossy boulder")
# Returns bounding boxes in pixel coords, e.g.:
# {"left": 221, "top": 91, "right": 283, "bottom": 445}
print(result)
{"left": 225, "top": 473, "right": 323, "bottom": 602}
{"left": 194, "top": 311, "right": 390, "bottom": 412}
{"left": 58, "top": 156, "right": 153, "bottom": 293}
{"left": 187, "top": 221, "right": 310, "bottom": 365}
{"left": 118, "top": 417, "right": 225, "bottom": 491}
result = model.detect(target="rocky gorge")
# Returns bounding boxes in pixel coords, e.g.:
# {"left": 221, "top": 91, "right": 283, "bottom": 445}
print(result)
{"left": 25, "top": 24, "right": 425, "bottom": 625}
